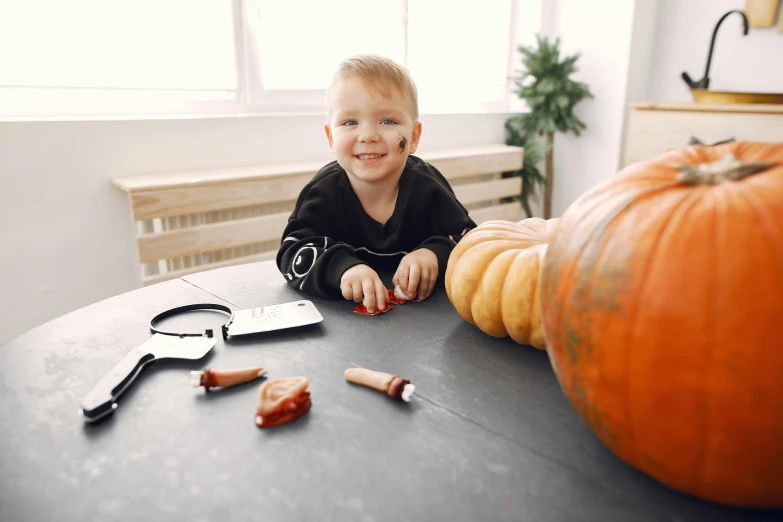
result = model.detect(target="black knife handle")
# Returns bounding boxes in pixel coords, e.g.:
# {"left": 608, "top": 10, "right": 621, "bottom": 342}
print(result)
{"left": 81, "top": 347, "right": 154, "bottom": 423}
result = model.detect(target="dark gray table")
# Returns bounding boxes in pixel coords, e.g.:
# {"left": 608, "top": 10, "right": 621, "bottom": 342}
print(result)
{"left": 1, "top": 261, "right": 780, "bottom": 522}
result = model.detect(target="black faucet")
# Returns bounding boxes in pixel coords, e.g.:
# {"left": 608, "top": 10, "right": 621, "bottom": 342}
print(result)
{"left": 681, "top": 9, "right": 749, "bottom": 90}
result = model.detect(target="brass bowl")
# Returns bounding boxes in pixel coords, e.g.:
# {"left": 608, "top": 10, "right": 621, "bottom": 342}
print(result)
{"left": 690, "top": 88, "right": 783, "bottom": 105}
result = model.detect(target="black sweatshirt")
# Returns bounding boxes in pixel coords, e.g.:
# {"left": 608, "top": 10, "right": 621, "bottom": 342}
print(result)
{"left": 276, "top": 155, "right": 476, "bottom": 299}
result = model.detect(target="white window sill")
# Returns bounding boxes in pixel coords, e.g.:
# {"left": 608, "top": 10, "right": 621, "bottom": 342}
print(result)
{"left": 0, "top": 105, "right": 527, "bottom": 124}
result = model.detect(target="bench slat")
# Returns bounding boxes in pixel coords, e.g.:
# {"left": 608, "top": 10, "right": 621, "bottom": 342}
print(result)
{"left": 469, "top": 202, "right": 523, "bottom": 224}
{"left": 429, "top": 150, "right": 523, "bottom": 181}
{"left": 113, "top": 162, "right": 323, "bottom": 192}
{"left": 137, "top": 211, "right": 291, "bottom": 263}
{"left": 142, "top": 250, "right": 278, "bottom": 286}
{"left": 130, "top": 174, "right": 309, "bottom": 221}
{"left": 453, "top": 177, "right": 521, "bottom": 205}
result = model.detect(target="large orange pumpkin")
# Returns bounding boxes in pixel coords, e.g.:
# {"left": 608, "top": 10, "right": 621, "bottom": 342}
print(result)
{"left": 445, "top": 217, "right": 559, "bottom": 350}
{"left": 540, "top": 142, "right": 783, "bottom": 508}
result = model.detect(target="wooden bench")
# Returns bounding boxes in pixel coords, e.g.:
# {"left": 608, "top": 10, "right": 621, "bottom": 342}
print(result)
{"left": 112, "top": 144, "right": 525, "bottom": 286}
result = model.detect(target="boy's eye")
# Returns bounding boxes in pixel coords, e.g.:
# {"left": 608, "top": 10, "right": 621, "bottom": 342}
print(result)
{"left": 381, "top": 118, "right": 398, "bottom": 125}
{"left": 341, "top": 120, "right": 357, "bottom": 126}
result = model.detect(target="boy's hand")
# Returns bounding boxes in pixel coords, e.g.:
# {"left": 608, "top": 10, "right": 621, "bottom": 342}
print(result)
{"left": 393, "top": 248, "right": 438, "bottom": 301}
{"left": 340, "top": 264, "right": 390, "bottom": 313}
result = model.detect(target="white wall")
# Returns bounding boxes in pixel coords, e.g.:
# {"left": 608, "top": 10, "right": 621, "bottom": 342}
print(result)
{"left": 0, "top": 113, "right": 507, "bottom": 344}
{"left": 542, "top": 0, "right": 783, "bottom": 217}
{"left": 544, "top": 0, "right": 658, "bottom": 217}
{"left": 648, "top": 0, "right": 783, "bottom": 102}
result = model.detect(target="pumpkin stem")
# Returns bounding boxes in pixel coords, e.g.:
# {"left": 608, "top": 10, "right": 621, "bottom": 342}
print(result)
{"left": 676, "top": 153, "right": 775, "bottom": 185}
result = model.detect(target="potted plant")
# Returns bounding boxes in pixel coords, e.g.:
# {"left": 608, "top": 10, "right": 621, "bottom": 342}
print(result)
{"left": 506, "top": 35, "right": 593, "bottom": 219}
{"left": 503, "top": 114, "right": 545, "bottom": 218}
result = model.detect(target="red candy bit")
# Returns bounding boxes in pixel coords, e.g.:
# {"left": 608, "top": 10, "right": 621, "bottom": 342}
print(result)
{"left": 256, "top": 393, "right": 312, "bottom": 427}
{"left": 389, "top": 287, "right": 421, "bottom": 304}
{"left": 388, "top": 289, "right": 408, "bottom": 305}
{"left": 353, "top": 302, "right": 393, "bottom": 315}
{"left": 353, "top": 286, "right": 425, "bottom": 315}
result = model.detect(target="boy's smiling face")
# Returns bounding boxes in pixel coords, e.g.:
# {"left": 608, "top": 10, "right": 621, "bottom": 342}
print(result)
{"left": 325, "top": 76, "right": 421, "bottom": 186}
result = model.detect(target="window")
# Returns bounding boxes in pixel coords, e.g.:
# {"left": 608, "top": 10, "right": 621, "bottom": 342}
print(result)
{"left": 0, "top": 0, "right": 541, "bottom": 118}
{"left": 251, "top": 1, "right": 405, "bottom": 91}
{"left": 407, "top": 0, "right": 514, "bottom": 113}
{"left": 0, "top": 0, "right": 238, "bottom": 117}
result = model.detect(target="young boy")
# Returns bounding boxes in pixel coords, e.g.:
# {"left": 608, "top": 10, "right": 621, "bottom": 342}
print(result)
{"left": 276, "top": 54, "right": 476, "bottom": 313}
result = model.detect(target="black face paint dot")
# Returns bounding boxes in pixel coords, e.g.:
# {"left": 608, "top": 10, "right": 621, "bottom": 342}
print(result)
{"left": 398, "top": 133, "right": 407, "bottom": 152}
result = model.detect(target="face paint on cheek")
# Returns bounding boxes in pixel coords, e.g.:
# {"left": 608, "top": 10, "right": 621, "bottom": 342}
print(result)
{"left": 397, "top": 132, "right": 408, "bottom": 152}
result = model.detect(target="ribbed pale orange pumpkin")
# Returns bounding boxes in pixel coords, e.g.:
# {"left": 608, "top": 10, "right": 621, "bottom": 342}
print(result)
{"left": 445, "top": 217, "right": 559, "bottom": 349}
{"left": 540, "top": 142, "right": 783, "bottom": 508}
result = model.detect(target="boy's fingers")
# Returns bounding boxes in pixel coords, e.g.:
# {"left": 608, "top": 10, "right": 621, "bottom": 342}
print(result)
{"left": 426, "top": 270, "right": 438, "bottom": 298}
{"left": 407, "top": 265, "right": 420, "bottom": 299}
{"left": 375, "top": 280, "right": 388, "bottom": 311}
{"left": 362, "top": 280, "right": 377, "bottom": 312}
{"left": 418, "top": 268, "right": 430, "bottom": 300}
{"left": 352, "top": 282, "right": 363, "bottom": 303}
{"left": 342, "top": 284, "right": 353, "bottom": 301}
{"left": 399, "top": 276, "right": 408, "bottom": 295}
{"left": 396, "top": 264, "right": 409, "bottom": 293}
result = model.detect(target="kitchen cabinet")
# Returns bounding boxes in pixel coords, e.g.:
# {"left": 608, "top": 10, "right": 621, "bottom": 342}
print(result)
{"left": 622, "top": 102, "right": 783, "bottom": 167}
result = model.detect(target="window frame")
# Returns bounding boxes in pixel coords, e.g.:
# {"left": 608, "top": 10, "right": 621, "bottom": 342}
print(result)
{"left": 0, "top": 0, "right": 541, "bottom": 120}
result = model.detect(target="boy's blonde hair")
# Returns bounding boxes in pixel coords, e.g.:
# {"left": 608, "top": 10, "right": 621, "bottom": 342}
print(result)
{"left": 326, "top": 54, "right": 419, "bottom": 120}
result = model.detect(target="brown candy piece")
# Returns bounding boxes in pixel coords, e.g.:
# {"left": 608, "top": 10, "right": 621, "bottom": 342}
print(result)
{"left": 255, "top": 376, "right": 311, "bottom": 428}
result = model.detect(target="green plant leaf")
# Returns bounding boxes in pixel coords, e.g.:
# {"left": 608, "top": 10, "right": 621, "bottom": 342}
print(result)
{"left": 505, "top": 34, "right": 592, "bottom": 216}
{"left": 510, "top": 34, "right": 593, "bottom": 136}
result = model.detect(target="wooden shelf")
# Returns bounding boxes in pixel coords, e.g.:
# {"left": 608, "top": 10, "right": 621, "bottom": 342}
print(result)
{"left": 623, "top": 101, "right": 783, "bottom": 167}
{"left": 632, "top": 101, "right": 783, "bottom": 115}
